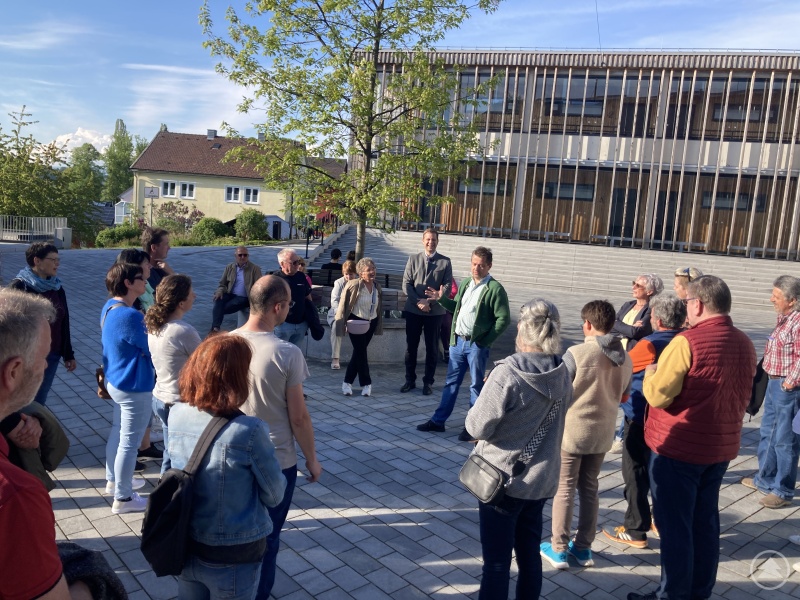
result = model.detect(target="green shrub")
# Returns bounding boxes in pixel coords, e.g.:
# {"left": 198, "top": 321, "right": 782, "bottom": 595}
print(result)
{"left": 95, "top": 224, "right": 142, "bottom": 248}
{"left": 234, "top": 208, "right": 270, "bottom": 242}
{"left": 192, "top": 217, "right": 231, "bottom": 244}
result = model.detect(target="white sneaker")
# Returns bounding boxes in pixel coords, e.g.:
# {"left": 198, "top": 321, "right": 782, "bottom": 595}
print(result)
{"left": 342, "top": 382, "right": 352, "bottom": 396}
{"left": 111, "top": 492, "right": 148, "bottom": 514}
{"left": 361, "top": 385, "right": 372, "bottom": 397}
{"left": 609, "top": 437, "right": 624, "bottom": 453}
{"left": 105, "top": 478, "right": 145, "bottom": 495}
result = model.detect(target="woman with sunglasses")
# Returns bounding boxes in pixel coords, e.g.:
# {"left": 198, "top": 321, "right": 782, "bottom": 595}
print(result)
{"left": 100, "top": 263, "right": 156, "bottom": 514}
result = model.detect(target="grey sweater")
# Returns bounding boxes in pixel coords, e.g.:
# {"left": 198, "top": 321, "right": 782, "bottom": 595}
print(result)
{"left": 466, "top": 352, "right": 573, "bottom": 501}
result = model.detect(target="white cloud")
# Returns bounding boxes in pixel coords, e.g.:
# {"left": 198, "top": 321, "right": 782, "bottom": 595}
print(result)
{"left": 121, "top": 63, "right": 262, "bottom": 137}
{"left": 53, "top": 128, "right": 113, "bottom": 153}
{"left": 0, "top": 20, "right": 94, "bottom": 51}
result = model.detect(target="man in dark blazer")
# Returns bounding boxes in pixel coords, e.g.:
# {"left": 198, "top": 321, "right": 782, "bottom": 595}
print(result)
{"left": 400, "top": 228, "right": 452, "bottom": 396}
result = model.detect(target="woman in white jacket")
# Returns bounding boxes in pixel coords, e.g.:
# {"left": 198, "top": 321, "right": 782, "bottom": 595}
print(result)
{"left": 327, "top": 260, "right": 357, "bottom": 370}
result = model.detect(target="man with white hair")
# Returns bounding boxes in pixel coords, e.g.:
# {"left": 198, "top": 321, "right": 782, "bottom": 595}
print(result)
{"left": 273, "top": 248, "right": 312, "bottom": 346}
{"left": 0, "top": 289, "right": 92, "bottom": 599}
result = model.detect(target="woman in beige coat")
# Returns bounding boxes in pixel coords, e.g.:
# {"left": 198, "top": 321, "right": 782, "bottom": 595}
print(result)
{"left": 334, "top": 258, "right": 383, "bottom": 397}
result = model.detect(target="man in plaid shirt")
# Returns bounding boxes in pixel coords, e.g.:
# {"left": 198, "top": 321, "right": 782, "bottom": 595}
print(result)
{"left": 742, "top": 275, "right": 800, "bottom": 509}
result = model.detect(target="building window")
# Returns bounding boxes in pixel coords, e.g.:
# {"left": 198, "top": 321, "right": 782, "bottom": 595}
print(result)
{"left": 539, "top": 182, "right": 595, "bottom": 201}
{"left": 180, "top": 182, "right": 195, "bottom": 199}
{"left": 225, "top": 186, "right": 240, "bottom": 203}
{"left": 458, "top": 179, "right": 507, "bottom": 195}
{"left": 244, "top": 187, "right": 260, "bottom": 204}
{"left": 701, "top": 191, "right": 766, "bottom": 212}
{"left": 162, "top": 181, "right": 177, "bottom": 198}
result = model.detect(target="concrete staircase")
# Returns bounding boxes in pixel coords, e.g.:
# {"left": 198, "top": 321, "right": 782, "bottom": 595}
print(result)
{"left": 312, "top": 225, "right": 798, "bottom": 312}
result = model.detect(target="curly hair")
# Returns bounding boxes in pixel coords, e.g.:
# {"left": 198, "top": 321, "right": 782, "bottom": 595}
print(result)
{"left": 178, "top": 334, "right": 252, "bottom": 417}
{"left": 145, "top": 274, "right": 193, "bottom": 333}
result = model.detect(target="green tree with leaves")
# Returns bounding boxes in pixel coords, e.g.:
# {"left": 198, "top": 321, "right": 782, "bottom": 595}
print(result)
{"left": 65, "top": 143, "right": 105, "bottom": 204}
{"left": 201, "top": 0, "right": 500, "bottom": 259}
{"left": 102, "top": 118, "right": 135, "bottom": 203}
{"left": 0, "top": 107, "right": 103, "bottom": 243}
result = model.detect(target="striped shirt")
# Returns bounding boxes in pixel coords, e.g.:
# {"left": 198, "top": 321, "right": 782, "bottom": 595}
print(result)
{"left": 351, "top": 281, "right": 378, "bottom": 320}
{"left": 763, "top": 310, "right": 800, "bottom": 388}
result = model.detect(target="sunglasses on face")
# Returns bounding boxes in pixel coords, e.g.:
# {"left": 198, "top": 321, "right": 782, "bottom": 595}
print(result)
{"left": 237, "top": 253, "right": 249, "bottom": 257}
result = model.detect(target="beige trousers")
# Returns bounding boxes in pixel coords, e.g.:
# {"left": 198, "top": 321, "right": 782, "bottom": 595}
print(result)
{"left": 550, "top": 450, "right": 606, "bottom": 552}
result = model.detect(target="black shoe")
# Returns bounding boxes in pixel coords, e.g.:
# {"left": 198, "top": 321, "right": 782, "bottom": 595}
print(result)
{"left": 627, "top": 593, "right": 658, "bottom": 600}
{"left": 423, "top": 384, "right": 433, "bottom": 395}
{"left": 133, "top": 460, "right": 146, "bottom": 473}
{"left": 458, "top": 428, "right": 477, "bottom": 442}
{"left": 138, "top": 444, "right": 163, "bottom": 460}
{"left": 416, "top": 419, "right": 445, "bottom": 432}
{"left": 400, "top": 382, "right": 416, "bottom": 393}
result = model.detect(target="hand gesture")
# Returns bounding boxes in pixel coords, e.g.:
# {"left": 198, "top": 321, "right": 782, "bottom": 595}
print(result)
{"left": 64, "top": 359, "right": 77, "bottom": 372}
{"left": 425, "top": 285, "right": 445, "bottom": 301}
{"left": 416, "top": 300, "right": 431, "bottom": 313}
{"left": 8, "top": 414, "right": 42, "bottom": 449}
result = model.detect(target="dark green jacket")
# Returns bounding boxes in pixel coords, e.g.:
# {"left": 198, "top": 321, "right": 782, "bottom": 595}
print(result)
{"left": 439, "top": 276, "right": 510, "bottom": 348}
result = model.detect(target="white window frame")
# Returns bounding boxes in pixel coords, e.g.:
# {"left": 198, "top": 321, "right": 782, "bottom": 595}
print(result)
{"left": 225, "top": 186, "right": 241, "bottom": 203}
{"left": 179, "top": 182, "right": 196, "bottom": 200}
{"left": 161, "top": 180, "right": 177, "bottom": 198}
{"left": 243, "top": 187, "right": 260, "bottom": 204}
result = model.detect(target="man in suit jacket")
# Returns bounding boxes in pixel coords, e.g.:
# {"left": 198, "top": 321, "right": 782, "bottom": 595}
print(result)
{"left": 400, "top": 228, "right": 452, "bottom": 396}
{"left": 210, "top": 246, "right": 262, "bottom": 332}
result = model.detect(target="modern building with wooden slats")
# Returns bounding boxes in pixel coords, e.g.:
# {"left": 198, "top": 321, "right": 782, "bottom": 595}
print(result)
{"left": 384, "top": 49, "right": 800, "bottom": 260}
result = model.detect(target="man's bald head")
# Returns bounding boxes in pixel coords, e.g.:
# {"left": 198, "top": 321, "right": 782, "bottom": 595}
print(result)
{"left": 250, "top": 275, "right": 291, "bottom": 315}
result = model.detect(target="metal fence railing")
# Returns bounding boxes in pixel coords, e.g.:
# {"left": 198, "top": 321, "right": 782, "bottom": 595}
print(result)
{"left": 0, "top": 216, "right": 67, "bottom": 243}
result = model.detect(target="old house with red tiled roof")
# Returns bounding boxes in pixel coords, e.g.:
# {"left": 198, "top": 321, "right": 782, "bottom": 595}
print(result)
{"left": 130, "top": 129, "right": 292, "bottom": 238}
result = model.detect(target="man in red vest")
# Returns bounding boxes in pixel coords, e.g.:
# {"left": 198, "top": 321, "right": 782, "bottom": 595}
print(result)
{"left": 628, "top": 276, "right": 756, "bottom": 600}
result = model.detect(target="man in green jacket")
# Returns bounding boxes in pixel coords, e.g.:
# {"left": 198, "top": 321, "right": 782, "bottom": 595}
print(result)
{"left": 417, "top": 246, "right": 510, "bottom": 441}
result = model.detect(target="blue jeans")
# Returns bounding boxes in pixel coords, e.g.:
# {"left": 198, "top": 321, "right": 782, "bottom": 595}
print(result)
{"left": 432, "top": 336, "right": 491, "bottom": 426}
{"left": 753, "top": 379, "right": 800, "bottom": 500}
{"left": 256, "top": 466, "right": 297, "bottom": 599}
{"left": 274, "top": 321, "right": 308, "bottom": 348}
{"left": 33, "top": 352, "right": 61, "bottom": 406}
{"left": 152, "top": 397, "right": 172, "bottom": 474}
{"left": 178, "top": 555, "right": 261, "bottom": 600}
{"left": 649, "top": 452, "right": 728, "bottom": 600}
{"left": 105, "top": 383, "right": 151, "bottom": 500}
{"left": 478, "top": 495, "right": 546, "bottom": 600}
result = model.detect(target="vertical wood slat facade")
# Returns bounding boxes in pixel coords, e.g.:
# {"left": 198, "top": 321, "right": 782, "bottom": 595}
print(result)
{"left": 381, "top": 50, "right": 800, "bottom": 259}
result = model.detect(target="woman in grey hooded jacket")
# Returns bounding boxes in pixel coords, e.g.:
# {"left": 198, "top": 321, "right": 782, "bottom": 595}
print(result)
{"left": 466, "top": 299, "right": 573, "bottom": 600}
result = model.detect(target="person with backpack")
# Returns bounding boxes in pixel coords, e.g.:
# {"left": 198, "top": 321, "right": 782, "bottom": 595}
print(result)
{"left": 167, "top": 333, "right": 286, "bottom": 598}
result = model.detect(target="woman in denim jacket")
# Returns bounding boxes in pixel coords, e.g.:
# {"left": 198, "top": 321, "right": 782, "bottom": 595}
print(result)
{"left": 168, "top": 334, "right": 286, "bottom": 599}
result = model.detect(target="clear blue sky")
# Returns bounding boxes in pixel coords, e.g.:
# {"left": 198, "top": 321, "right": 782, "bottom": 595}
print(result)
{"left": 2, "top": 0, "right": 798, "bottom": 152}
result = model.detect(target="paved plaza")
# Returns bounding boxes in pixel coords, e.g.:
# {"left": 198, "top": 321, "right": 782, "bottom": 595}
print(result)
{"left": 1, "top": 242, "right": 799, "bottom": 599}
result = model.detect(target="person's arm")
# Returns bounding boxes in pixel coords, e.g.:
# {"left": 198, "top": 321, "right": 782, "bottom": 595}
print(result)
{"left": 251, "top": 421, "right": 289, "bottom": 508}
{"left": 440, "top": 260, "right": 453, "bottom": 297}
{"left": 214, "top": 265, "right": 230, "bottom": 300}
{"left": 59, "top": 289, "right": 76, "bottom": 370}
{"left": 613, "top": 305, "right": 653, "bottom": 341}
{"left": 402, "top": 256, "right": 421, "bottom": 303}
{"left": 628, "top": 339, "right": 657, "bottom": 373}
{"left": 6, "top": 413, "right": 42, "bottom": 449}
{"left": 479, "top": 284, "right": 511, "bottom": 347}
{"left": 643, "top": 336, "right": 691, "bottom": 409}
{"left": 465, "top": 367, "right": 509, "bottom": 440}
{"left": 253, "top": 264, "right": 263, "bottom": 280}
{"left": 561, "top": 348, "right": 577, "bottom": 382}
{"left": 286, "top": 384, "right": 322, "bottom": 482}
{"left": 783, "top": 319, "right": 800, "bottom": 389}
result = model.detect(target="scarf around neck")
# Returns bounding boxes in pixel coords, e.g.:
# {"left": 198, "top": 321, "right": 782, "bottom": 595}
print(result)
{"left": 15, "top": 266, "right": 62, "bottom": 292}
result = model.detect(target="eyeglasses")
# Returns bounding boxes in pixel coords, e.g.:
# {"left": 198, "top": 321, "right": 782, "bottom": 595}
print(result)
{"left": 682, "top": 297, "right": 699, "bottom": 306}
{"left": 286, "top": 301, "right": 296, "bottom": 308}
{"left": 42, "top": 257, "right": 60, "bottom": 264}
{"left": 237, "top": 253, "right": 249, "bottom": 257}
{"left": 632, "top": 281, "right": 645, "bottom": 289}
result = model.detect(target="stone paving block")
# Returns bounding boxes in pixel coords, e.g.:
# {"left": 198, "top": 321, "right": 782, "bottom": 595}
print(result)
{"left": 135, "top": 571, "right": 178, "bottom": 600}
{"left": 377, "top": 551, "right": 419, "bottom": 577}
{"left": 317, "top": 587, "right": 356, "bottom": 600}
{"left": 279, "top": 589, "right": 316, "bottom": 600}
{"left": 350, "top": 583, "right": 394, "bottom": 600}
{"left": 386, "top": 536, "right": 431, "bottom": 561}
{"left": 307, "top": 526, "right": 356, "bottom": 553}
{"left": 299, "top": 545, "right": 347, "bottom": 573}
{"left": 365, "top": 567, "right": 408, "bottom": 594}
{"left": 429, "top": 586, "right": 472, "bottom": 600}
{"left": 57, "top": 513, "right": 95, "bottom": 536}
{"left": 276, "top": 548, "right": 313, "bottom": 577}
{"left": 271, "top": 568, "right": 303, "bottom": 597}
{"left": 325, "top": 565, "right": 370, "bottom": 592}
{"left": 294, "top": 568, "right": 336, "bottom": 595}
{"left": 389, "top": 584, "right": 432, "bottom": 600}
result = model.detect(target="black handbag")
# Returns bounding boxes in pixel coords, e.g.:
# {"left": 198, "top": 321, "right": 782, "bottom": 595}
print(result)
{"left": 459, "top": 391, "right": 566, "bottom": 505}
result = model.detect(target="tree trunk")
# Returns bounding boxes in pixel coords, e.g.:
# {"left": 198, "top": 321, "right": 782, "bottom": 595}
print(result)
{"left": 355, "top": 218, "right": 367, "bottom": 262}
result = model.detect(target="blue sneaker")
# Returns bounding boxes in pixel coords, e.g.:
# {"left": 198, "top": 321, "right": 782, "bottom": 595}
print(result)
{"left": 540, "top": 542, "right": 569, "bottom": 569}
{"left": 567, "top": 540, "right": 594, "bottom": 567}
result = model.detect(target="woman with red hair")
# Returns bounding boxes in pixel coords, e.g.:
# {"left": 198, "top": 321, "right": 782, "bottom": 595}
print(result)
{"left": 167, "top": 333, "right": 286, "bottom": 599}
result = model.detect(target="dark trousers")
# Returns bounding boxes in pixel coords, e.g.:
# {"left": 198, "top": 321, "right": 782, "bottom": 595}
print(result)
{"left": 404, "top": 312, "right": 443, "bottom": 385}
{"left": 256, "top": 465, "right": 297, "bottom": 599}
{"left": 478, "top": 495, "right": 546, "bottom": 600}
{"left": 649, "top": 452, "right": 728, "bottom": 600}
{"left": 622, "top": 418, "right": 652, "bottom": 539}
{"left": 211, "top": 293, "right": 249, "bottom": 329}
{"left": 344, "top": 316, "right": 378, "bottom": 386}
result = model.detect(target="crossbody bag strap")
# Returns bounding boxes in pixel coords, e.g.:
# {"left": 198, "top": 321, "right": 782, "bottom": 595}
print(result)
{"left": 183, "top": 416, "right": 230, "bottom": 475}
{"left": 507, "top": 393, "right": 566, "bottom": 482}
{"left": 101, "top": 302, "right": 126, "bottom": 329}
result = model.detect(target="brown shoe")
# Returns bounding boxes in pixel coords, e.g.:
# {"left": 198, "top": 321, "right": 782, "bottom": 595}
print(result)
{"left": 740, "top": 476, "right": 757, "bottom": 490}
{"left": 760, "top": 493, "right": 791, "bottom": 509}
{"left": 603, "top": 526, "right": 648, "bottom": 549}
{"left": 649, "top": 522, "right": 659, "bottom": 539}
